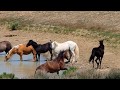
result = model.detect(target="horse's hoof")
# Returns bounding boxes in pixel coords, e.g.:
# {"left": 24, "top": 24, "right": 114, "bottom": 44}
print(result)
{"left": 32, "top": 60, "right": 36, "bottom": 62}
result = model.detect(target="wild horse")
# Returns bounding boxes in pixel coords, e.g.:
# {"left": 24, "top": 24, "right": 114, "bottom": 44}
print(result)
{"left": 0, "top": 41, "right": 12, "bottom": 54}
{"left": 26, "top": 40, "right": 53, "bottom": 61}
{"left": 5, "top": 44, "right": 37, "bottom": 61}
{"left": 89, "top": 40, "right": 105, "bottom": 69}
{"left": 34, "top": 50, "right": 70, "bottom": 75}
{"left": 51, "top": 40, "right": 79, "bottom": 63}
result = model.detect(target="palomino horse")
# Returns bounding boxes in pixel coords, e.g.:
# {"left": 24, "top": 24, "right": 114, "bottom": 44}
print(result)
{"left": 0, "top": 41, "right": 12, "bottom": 54}
{"left": 5, "top": 44, "right": 37, "bottom": 61}
{"left": 26, "top": 40, "right": 53, "bottom": 61}
{"left": 51, "top": 41, "right": 79, "bottom": 63}
{"left": 34, "top": 50, "right": 70, "bottom": 75}
{"left": 89, "top": 40, "right": 104, "bottom": 69}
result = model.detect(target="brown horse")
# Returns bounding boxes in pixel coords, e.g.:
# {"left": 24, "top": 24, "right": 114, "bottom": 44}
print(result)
{"left": 0, "top": 41, "right": 12, "bottom": 54}
{"left": 34, "top": 50, "right": 71, "bottom": 75}
{"left": 5, "top": 44, "right": 37, "bottom": 61}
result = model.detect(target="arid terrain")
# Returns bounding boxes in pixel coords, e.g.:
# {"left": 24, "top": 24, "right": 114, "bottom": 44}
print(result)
{"left": 0, "top": 11, "right": 120, "bottom": 78}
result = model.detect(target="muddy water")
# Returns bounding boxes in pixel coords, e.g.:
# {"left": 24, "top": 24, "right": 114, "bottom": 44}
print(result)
{"left": 0, "top": 52, "right": 46, "bottom": 79}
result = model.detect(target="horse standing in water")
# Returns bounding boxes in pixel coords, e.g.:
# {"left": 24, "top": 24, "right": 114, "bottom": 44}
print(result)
{"left": 89, "top": 40, "right": 104, "bottom": 69}
{"left": 0, "top": 41, "right": 12, "bottom": 54}
{"left": 5, "top": 44, "right": 37, "bottom": 61}
{"left": 34, "top": 50, "right": 71, "bottom": 75}
{"left": 26, "top": 40, "right": 53, "bottom": 61}
{"left": 51, "top": 41, "right": 79, "bottom": 63}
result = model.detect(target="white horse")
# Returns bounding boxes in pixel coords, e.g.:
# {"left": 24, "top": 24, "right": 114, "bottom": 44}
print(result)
{"left": 51, "top": 41, "right": 79, "bottom": 63}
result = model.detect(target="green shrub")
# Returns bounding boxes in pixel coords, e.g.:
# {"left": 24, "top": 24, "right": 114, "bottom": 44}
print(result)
{"left": 9, "top": 21, "right": 19, "bottom": 30}
{"left": 62, "top": 67, "right": 77, "bottom": 76}
{"left": 0, "top": 72, "right": 18, "bottom": 79}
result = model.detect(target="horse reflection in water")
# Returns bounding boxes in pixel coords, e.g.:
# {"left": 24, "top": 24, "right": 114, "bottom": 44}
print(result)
{"left": 34, "top": 50, "right": 72, "bottom": 75}
{"left": 5, "top": 44, "right": 37, "bottom": 62}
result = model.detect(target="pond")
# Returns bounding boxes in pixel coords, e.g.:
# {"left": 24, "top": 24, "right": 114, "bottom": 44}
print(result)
{"left": 0, "top": 52, "right": 46, "bottom": 79}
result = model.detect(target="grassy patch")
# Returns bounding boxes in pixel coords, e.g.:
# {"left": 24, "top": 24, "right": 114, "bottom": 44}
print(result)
{"left": 105, "top": 68, "right": 120, "bottom": 79}
{"left": 0, "top": 17, "right": 33, "bottom": 30}
{"left": 0, "top": 72, "right": 18, "bottom": 79}
{"left": 62, "top": 66, "right": 77, "bottom": 76}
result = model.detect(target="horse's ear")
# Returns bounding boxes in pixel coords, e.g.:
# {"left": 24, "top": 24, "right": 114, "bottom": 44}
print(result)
{"left": 50, "top": 40, "right": 52, "bottom": 43}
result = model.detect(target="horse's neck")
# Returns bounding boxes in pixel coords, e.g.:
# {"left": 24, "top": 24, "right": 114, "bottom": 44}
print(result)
{"left": 54, "top": 41, "right": 59, "bottom": 46}
{"left": 7, "top": 48, "right": 15, "bottom": 57}
{"left": 99, "top": 44, "right": 104, "bottom": 50}
{"left": 56, "top": 56, "right": 64, "bottom": 62}
{"left": 32, "top": 43, "right": 39, "bottom": 48}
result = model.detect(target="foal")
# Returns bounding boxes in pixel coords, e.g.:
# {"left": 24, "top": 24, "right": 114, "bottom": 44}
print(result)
{"left": 34, "top": 50, "right": 70, "bottom": 75}
{"left": 89, "top": 40, "right": 104, "bottom": 69}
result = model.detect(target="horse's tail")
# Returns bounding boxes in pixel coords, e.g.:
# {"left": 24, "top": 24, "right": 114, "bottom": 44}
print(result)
{"left": 74, "top": 44, "right": 79, "bottom": 62}
{"left": 89, "top": 49, "right": 95, "bottom": 63}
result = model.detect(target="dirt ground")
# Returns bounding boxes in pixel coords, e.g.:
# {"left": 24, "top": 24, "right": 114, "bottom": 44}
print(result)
{"left": 0, "top": 27, "right": 120, "bottom": 74}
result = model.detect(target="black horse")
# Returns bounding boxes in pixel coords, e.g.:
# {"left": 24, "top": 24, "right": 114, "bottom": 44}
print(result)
{"left": 26, "top": 40, "right": 53, "bottom": 61}
{"left": 89, "top": 40, "right": 104, "bottom": 69}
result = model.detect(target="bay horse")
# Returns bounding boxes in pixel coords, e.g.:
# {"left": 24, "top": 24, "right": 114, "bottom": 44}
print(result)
{"left": 5, "top": 44, "right": 37, "bottom": 61}
{"left": 26, "top": 40, "right": 53, "bottom": 61}
{"left": 0, "top": 41, "right": 12, "bottom": 54}
{"left": 34, "top": 50, "right": 70, "bottom": 75}
{"left": 51, "top": 41, "right": 79, "bottom": 63}
{"left": 89, "top": 40, "right": 104, "bottom": 69}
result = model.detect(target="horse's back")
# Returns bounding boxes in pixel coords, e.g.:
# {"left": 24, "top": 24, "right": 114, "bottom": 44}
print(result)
{"left": 0, "top": 41, "right": 12, "bottom": 52}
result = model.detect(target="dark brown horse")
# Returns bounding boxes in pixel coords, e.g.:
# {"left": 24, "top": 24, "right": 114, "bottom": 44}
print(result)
{"left": 26, "top": 40, "right": 53, "bottom": 61}
{"left": 34, "top": 50, "right": 71, "bottom": 75}
{"left": 0, "top": 41, "right": 12, "bottom": 54}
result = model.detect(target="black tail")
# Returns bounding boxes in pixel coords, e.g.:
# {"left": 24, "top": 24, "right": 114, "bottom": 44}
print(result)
{"left": 89, "top": 49, "right": 95, "bottom": 63}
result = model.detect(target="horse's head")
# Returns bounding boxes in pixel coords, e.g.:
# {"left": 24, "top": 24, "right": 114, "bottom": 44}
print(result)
{"left": 26, "top": 40, "right": 37, "bottom": 47}
{"left": 51, "top": 41, "right": 58, "bottom": 49}
{"left": 5, "top": 52, "right": 10, "bottom": 61}
{"left": 99, "top": 40, "right": 104, "bottom": 45}
{"left": 63, "top": 49, "right": 72, "bottom": 61}
{"left": 4, "top": 47, "right": 16, "bottom": 61}
{"left": 57, "top": 50, "right": 71, "bottom": 62}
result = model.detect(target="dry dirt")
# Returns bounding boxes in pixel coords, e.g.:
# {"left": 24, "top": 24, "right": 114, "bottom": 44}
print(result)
{"left": 0, "top": 11, "right": 120, "bottom": 75}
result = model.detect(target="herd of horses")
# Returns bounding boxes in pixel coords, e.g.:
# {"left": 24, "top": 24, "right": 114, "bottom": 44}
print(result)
{"left": 0, "top": 39, "right": 105, "bottom": 75}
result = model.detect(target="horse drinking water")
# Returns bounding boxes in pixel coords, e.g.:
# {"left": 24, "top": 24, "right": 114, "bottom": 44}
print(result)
{"left": 0, "top": 41, "right": 12, "bottom": 54}
{"left": 5, "top": 44, "right": 37, "bottom": 61}
{"left": 26, "top": 40, "right": 53, "bottom": 61}
{"left": 34, "top": 50, "right": 70, "bottom": 75}
{"left": 89, "top": 40, "right": 104, "bottom": 69}
{"left": 51, "top": 41, "right": 79, "bottom": 63}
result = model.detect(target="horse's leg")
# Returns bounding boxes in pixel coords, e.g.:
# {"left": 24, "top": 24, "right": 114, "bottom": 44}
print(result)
{"left": 38, "top": 53, "right": 40, "bottom": 61}
{"left": 57, "top": 71, "right": 59, "bottom": 75}
{"left": 95, "top": 57, "right": 99, "bottom": 69}
{"left": 99, "top": 56, "right": 103, "bottom": 69}
{"left": 33, "top": 53, "right": 37, "bottom": 62}
{"left": 71, "top": 51, "right": 76, "bottom": 63}
{"left": 19, "top": 53, "right": 23, "bottom": 61}
{"left": 49, "top": 50, "right": 53, "bottom": 60}
{"left": 92, "top": 59, "right": 94, "bottom": 68}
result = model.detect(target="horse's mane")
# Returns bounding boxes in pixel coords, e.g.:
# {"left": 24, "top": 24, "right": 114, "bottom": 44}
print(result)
{"left": 28, "top": 40, "right": 38, "bottom": 47}
{"left": 53, "top": 41, "right": 59, "bottom": 46}
{"left": 6, "top": 44, "right": 21, "bottom": 56}
{"left": 56, "top": 51, "right": 65, "bottom": 61}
